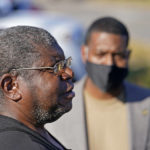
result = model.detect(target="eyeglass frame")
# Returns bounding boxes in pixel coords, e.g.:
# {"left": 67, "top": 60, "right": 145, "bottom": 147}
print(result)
{"left": 11, "top": 56, "right": 72, "bottom": 74}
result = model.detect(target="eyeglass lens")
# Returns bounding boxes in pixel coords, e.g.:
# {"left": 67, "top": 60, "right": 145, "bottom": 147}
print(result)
{"left": 55, "top": 57, "right": 72, "bottom": 73}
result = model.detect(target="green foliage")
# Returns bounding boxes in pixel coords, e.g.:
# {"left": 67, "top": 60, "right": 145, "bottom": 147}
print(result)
{"left": 127, "top": 67, "right": 150, "bottom": 88}
{"left": 127, "top": 40, "right": 150, "bottom": 88}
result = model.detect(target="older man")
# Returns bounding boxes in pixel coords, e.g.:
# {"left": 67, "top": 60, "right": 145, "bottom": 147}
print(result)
{"left": 0, "top": 26, "right": 75, "bottom": 150}
{"left": 46, "top": 17, "right": 150, "bottom": 150}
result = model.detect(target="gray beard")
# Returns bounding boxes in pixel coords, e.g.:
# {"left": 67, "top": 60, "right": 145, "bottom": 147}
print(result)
{"left": 32, "top": 103, "right": 67, "bottom": 127}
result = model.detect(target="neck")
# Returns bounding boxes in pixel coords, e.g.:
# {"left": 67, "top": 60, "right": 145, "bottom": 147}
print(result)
{"left": 0, "top": 104, "right": 44, "bottom": 132}
{"left": 85, "top": 77, "right": 123, "bottom": 100}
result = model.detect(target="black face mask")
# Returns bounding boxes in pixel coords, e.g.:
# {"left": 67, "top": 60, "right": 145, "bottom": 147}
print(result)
{"left": 85, "top": 61, "right": 128, "bottom": 92}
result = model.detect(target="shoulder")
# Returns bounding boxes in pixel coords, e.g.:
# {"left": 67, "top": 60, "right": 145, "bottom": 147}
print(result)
{"left": 0, "top": 131, "right": 43, "bottom": 150}
{"left": 124, "top": 81, "right": 150, "bottom": 102}
{"left": 125, "top": 81, "right": 150, "bottom": 95}
{"left": 125, "top": 81, "right": 150, "bottom": 93}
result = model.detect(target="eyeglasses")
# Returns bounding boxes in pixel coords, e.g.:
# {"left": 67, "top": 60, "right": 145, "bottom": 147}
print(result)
{"left": 11, "top": 57, "right": 72, "bottom": 74}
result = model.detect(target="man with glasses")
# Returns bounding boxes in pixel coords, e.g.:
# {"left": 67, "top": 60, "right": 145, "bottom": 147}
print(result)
{"left": 0, "top": 26, "right": 75, "bottom": 150}
{"left": 47, "top": 17, "right": 150, "bottom": 150}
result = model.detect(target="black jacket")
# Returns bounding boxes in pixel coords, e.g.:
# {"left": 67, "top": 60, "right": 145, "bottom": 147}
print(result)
{"left": 0, "top": 115, "right": 68, "bottom": 150}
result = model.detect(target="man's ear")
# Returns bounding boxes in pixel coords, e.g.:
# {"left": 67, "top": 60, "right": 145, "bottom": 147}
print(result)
{"left": 81, "top": 45, "right": 88, "bottom": 64}
{"left": 0, "top": 74, "right": 22, "bottom": 101}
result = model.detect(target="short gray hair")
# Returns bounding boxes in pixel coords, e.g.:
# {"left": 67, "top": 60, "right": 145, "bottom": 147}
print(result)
{"left": 0, "top": 26, "right": 58, "bottom": 98}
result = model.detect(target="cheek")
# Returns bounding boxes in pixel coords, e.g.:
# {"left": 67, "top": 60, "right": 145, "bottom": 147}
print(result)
{"left": 31, "top": 74, "right": 68, "bottom": 109}
{"left": 115, "top": 59, "right": 128, "bottom": 68}
{"left": 41, "top": 76, "right": 67, "bottom": 96}
{"left": 33, "top": 75, "right": 61, "bottom": 106}
{"left": 45, "top": 79, "right": 60, "bottom": 96}
{"left": 88, "top": 50, "right": 105, "bottom": 65}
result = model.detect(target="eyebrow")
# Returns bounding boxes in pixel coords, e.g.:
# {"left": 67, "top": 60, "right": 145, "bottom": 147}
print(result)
{"left": 94, "top": 48, "right": 108, "bottom": 53}
{"left": 95, "top": 46, "right": 125, "bottom": 53}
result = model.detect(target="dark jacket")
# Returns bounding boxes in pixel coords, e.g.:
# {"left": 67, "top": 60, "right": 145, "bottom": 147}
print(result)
{"left": 0, "top": 115, "right": 68, "bottom": 150}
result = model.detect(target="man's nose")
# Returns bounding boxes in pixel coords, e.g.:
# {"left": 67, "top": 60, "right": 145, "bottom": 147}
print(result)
{"left": 61, "top": 67, "right": 74, "bottom": 80}
{"left": 105, "top": 54, "right": 114, "bottom": 66}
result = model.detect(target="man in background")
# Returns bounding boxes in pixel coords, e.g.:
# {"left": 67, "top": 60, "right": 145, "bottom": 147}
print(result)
{"left": 46, "top": 17, "right": 150, "bottom": 150}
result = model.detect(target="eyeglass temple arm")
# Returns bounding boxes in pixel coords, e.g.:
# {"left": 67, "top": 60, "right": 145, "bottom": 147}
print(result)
{"left": 11, "top": 66, "right": 55, "bottom": 71}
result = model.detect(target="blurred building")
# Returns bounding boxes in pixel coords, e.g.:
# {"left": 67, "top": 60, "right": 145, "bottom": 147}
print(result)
{"left": 0, "top": 10, "right": 86, "bottom": 81}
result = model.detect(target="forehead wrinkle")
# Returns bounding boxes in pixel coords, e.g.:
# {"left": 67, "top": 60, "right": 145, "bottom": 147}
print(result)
{"left": 31, "top": 44, "right": 65, "bottom": 67}
{"left": 95, "top": 45, "right": 123, "bottom": 52}
{"left": 94, "top": 46, "right": 125, "bottom": 54}
{"left": 32, "top": 55, "right": 57, "bottom": 68}
{"left": 31, "top": 40, "right": 63, "bottom": 55}
{"left": 92, "top": 32, "right": 127, "bottom": 53}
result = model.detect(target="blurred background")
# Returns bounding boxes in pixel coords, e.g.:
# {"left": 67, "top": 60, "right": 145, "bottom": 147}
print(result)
{"left": 0, "top": 0, "right": 150, "bottom": 87}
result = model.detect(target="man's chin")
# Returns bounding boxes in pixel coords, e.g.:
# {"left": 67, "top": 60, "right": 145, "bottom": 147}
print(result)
{"left": 49, "top": 103, "right": 72, "bottom": 122}
{"left": 55, "top": 103, "right": 72, "bottom": 118}
{"left": 64, "top": 102, "right": 72, "bottom": 112}
{"left": 34, "top": 102, "right": 72, "bottom": 126}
